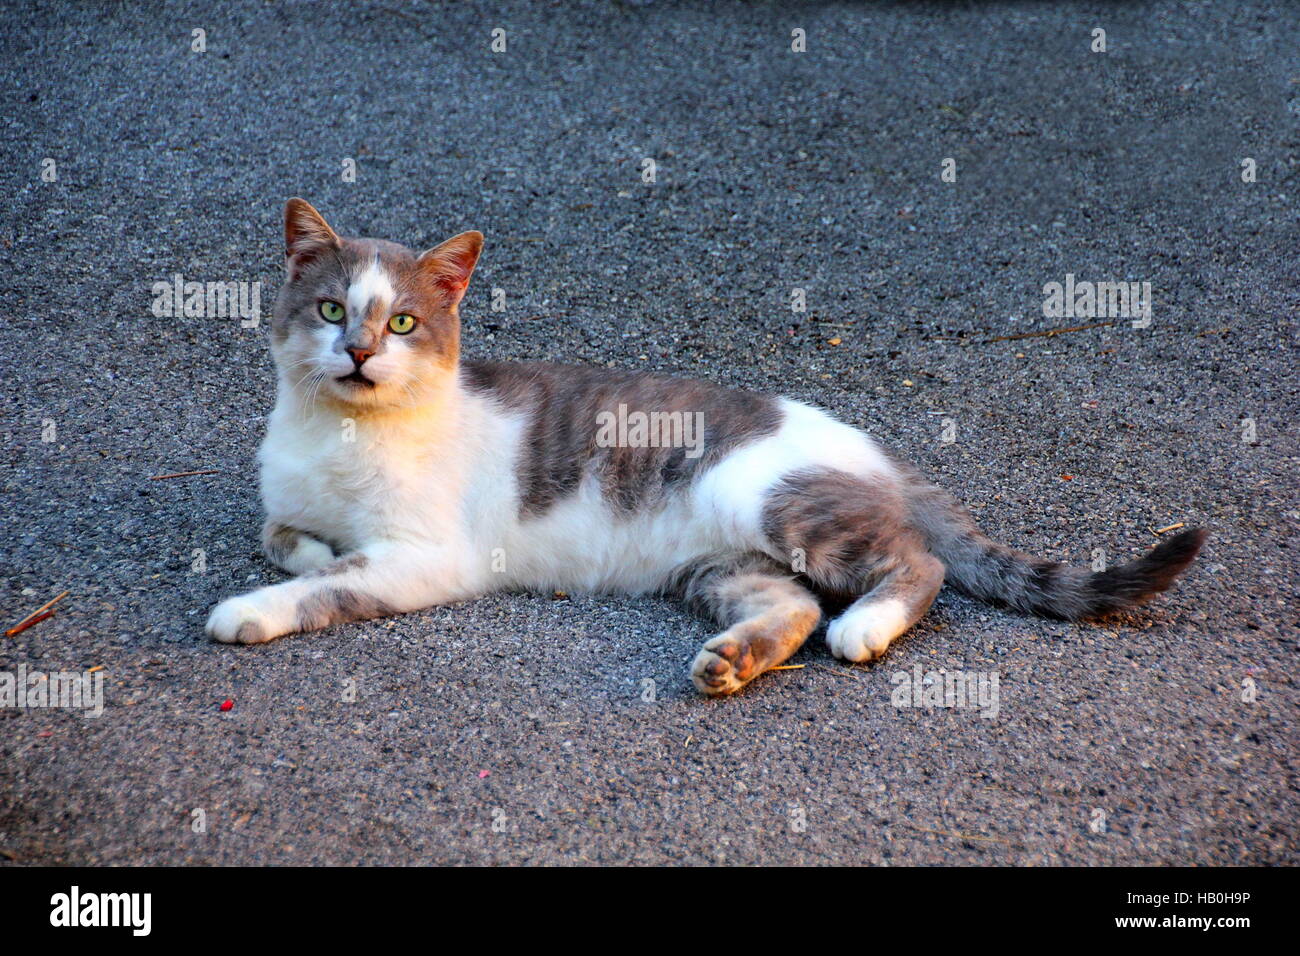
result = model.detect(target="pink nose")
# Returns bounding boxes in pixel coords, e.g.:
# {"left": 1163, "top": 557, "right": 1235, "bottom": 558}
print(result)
{"left": 347, "top": 346, "right": 374, "bottom": 366}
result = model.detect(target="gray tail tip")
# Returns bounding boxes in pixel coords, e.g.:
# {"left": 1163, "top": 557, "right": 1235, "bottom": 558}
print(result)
{"left": 1087, "top": 526, "right": 1208, "bottom": 614}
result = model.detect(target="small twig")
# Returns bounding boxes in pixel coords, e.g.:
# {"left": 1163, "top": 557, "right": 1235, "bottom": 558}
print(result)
{"left": 770, "top": 664, "right": 806, "bottom": 671}
{"left": 17, "top": 590, "right": 68, "bottom": 620}
{"left": 983, "top": 321, "right": 1114, "bottom": 344}
{"left": 6, "top": 591, "right": 69, "bottom": 637}
{"left": 814, "top": 664, "right": 861, "bottom": 680}
{"left": 1153, "top": 522, "right": 1185, "bottom": 535}
{"left": 149, "top": 469, "right": 221, "bottom": 480}
{"left": 5, "top": 610, "right": 55, "bottom": 638}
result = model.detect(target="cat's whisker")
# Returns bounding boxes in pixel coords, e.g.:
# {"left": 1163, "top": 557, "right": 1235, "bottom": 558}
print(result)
{"left": 291, "top": 369, "right": 327, "bottom": 419}
{"left": 282, "top": 357, "right": 318, "bottom": 374}
{"left": 292, "top": 371, "right": 319, "bottom": 417}
{"left": 400, "top": 380, "right": 421, "bottom": 409}
{"left": 290, "top": 365, "right": 319, "bottom": 389}
{"left": 306, "top": 370, "right": 327, "bottom": 410}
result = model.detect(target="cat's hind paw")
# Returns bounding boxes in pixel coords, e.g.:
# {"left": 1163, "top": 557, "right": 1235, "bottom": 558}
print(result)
{"left": 691, "top": 634, "right": 758, "bottom": 696}
{"left": 826, "top": 598, "right": 909, "bottom": 662}
{"left": 206, "top": 596, "right": 275, "bottom": 645}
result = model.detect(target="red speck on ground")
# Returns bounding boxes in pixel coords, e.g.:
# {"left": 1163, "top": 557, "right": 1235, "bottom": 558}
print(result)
{"left": 478, "top": 769, "right": 490, "bottom": 779}
{"left": 219, "top": 699, "right": 233, "bottom": 712}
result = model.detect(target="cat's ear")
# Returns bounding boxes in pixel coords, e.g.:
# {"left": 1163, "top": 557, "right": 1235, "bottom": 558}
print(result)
{"left": 284, "top": 198, "right": 340, "bottom": 278}
{"left": 417, "top": 231, "right": 483, "bottom": 308}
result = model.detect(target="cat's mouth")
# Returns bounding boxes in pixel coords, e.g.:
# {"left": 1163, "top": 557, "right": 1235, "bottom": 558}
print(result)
{"left": 337, "top": 370, "right": 376, "bottom": 388}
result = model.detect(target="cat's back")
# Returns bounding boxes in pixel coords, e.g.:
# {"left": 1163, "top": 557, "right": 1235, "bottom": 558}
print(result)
{"left": 460, "top": 360, "right": 785, "bottom": 515}
{"left": 461, "top": 359, "right": 894, "bottom": 513}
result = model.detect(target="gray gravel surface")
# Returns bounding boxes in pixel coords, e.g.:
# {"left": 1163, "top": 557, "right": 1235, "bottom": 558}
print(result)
{"left": 1, "top": 0, "right": 1296, "bottom": 865}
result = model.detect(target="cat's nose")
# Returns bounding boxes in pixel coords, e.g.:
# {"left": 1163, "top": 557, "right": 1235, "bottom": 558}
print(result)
{"left": 347, "top": 346, "right": 374, "bottom": 366}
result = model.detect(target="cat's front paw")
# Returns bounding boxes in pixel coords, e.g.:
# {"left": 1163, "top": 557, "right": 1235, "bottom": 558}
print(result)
{"left": 263, "top": 523, "right": 336, "bottom": 575}
{"left": 691, "top": 634, "right": 758, "bottom": 696}
{"left": 206, "top": 595, "right": 275, "bottom": 645}
{"left": 282, "top": 536, "right": 335, "bottom": 575}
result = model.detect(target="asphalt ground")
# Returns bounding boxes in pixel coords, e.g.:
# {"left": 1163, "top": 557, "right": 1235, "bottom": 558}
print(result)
{"left": 0, "top": 0, "right": 1296, "bottom": 865}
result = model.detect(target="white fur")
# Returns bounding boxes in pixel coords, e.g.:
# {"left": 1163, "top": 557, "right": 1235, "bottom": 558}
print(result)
{"left": 276, "top": 533, "right": 335, "bottom": 575}
{"left": 259, "top": 382, "right": 473, "bottom": 570}
{"left": 250, "top": 392, "right": 895, "bottom": 595}
{"left": 346, "top": 256, "right": 395, "bottom": 318}
{"left": 826, "top": 598, "right": 910, "bottom": 662}
{"left": 450, "top": 396, "right": 897, "bottom": 596}
{"left": 208, "top": 596, "right": 271, "bottom": 644}
{"left": 695, "top": 398, "right": 894, "bottom": 553}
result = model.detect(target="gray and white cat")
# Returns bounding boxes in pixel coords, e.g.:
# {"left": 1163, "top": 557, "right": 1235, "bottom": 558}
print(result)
{"left": 206, "top": 199, "right": 1206, "bottom": 695}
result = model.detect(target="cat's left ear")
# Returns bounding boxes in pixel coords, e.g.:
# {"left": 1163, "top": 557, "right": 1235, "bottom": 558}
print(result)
{"left": 417, "top": 231, "right": 483, "bottom": 308}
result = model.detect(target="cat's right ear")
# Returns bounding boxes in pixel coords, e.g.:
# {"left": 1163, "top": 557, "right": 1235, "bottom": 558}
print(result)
{"left": 284, "top": 198, "right": 340, "bottom": 279}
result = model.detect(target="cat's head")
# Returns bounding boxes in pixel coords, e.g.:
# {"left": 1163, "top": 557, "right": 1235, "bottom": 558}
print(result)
{"left": 271, "top": 198, "right": 482, "bottom": 410}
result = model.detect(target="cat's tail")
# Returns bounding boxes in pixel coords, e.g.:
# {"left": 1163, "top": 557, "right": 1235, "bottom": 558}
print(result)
{"left": 905, "top": 479, "right": 1206, "bottom": 620}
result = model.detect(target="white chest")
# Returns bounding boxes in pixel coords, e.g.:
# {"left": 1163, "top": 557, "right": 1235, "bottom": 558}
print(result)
{"left": 258, "top": 403, "right": 462, "bottom": 552}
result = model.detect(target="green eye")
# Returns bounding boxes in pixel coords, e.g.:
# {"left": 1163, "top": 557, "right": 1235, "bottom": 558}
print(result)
{"left": 319, "top": 300, "right": 345, "bottom": 323}
{"left": 388, "top": 313, "right": 416, "bottom": 334}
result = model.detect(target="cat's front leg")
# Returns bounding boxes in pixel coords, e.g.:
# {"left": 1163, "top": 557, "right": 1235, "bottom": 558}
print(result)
{"left": 262, "top": 520, "right": 336, "bottom": 575}
{"left": 206, "top": 544, "right": 469, "bottom": 644}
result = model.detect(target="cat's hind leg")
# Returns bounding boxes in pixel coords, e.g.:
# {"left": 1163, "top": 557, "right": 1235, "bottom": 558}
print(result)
{"left": 262, "top": 520, "right": 336, "bottom": 575}
{"left": 675, "top": 557, "right": 821, "bottom": 696}
{"left": 825, "top": 550, "right": 944, "bottom": 662}
{"left": 762, "top": 469, "right": 944, "bottom": 663}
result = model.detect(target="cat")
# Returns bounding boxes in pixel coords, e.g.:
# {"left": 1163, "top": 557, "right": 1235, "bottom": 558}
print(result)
{"left": 206, "top": 198, "right": 1207, "bottom": 695}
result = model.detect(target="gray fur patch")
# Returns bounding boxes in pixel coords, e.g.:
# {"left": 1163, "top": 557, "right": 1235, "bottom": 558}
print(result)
{"left": 761, "top": 468, "right": 930, "bottom": 600}
{"left": 665, "top": 553, "right": 797, "bottom": 621}
{"left": 295, "top": 586, "right": 393, "bottom": 632}
{"left": 234, "top": 621, "right": 265, "bottom": 644}
{"left": 262, "top": 522, "right": 301, "bottom": 568}
{"left": 307, "top": 553, "right": 369, "bottom": 577}
{"left": 462, "top": 361, "right": 781, "bottom": 517}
